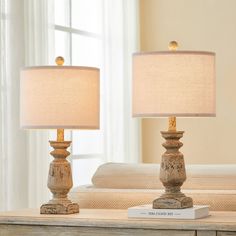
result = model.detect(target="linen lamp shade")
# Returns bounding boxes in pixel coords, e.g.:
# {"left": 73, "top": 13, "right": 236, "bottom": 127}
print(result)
{"left": 132, "top": 51, "right": 215, "bottom": 117}
{"left": 20, "top": 66, "right": 99, "bottom": 129}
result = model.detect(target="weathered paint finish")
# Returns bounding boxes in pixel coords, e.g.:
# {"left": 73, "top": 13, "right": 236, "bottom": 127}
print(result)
{"left": 0, "top": 225, "right": 196, "bottom": 236}
{"left": 1, "top": 209, "right": 236, "bottom": 235}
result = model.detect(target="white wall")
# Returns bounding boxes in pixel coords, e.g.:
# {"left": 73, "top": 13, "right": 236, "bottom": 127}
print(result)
{"left": 140, "top": 0, "right": 236, "bottom": 164}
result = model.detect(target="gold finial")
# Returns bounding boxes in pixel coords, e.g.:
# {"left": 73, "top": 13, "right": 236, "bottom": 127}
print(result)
{"left": 55, "top": 56, "right": 64, "bottom": 66}
{"left": 168, "top": 41, "right": 178, "bottom": 51}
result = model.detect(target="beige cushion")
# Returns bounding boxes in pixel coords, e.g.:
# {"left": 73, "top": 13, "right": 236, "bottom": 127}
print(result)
{"left": 69, "top": 163, "right": 236, "bottom": 211}
{"left": 70, "top": 186, "right": 236, "bottom": 211}
{"left": 92, "top": 163, "right": 159, "bottom": 189}
{"left": 92, "top": 162, "right": 236, "bottom": 190}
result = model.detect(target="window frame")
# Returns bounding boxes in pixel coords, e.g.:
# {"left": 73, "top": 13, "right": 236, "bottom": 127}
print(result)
{"left": 53, "top": 0, "right": 105, "bottom": 185}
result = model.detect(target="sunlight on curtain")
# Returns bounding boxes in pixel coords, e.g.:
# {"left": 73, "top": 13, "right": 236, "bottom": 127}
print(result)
{"left": 103, "top": 0, "right": 141, "bottom": 163}
{"left": 0, "top": 0, "right": 141, "bottom": 211}
{"left": 0, "top": 0, "right": 28, "bottom": 211}
{"left": 0, "top": 0, "right": 7, "bottom": 211}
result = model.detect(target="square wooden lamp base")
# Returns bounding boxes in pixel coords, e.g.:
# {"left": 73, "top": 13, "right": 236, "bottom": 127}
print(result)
{"left": 40, "top": 202, "right": 79, "bottom": 214}
{"left": 153, "top": 195, "right": 193, "bottom": 209}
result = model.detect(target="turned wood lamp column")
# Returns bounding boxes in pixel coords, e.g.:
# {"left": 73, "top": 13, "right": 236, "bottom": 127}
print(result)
{"left": 20, "top": 57, "right": 100, "bottom": 214}
{"left": 153, "top": 116, "right": 193, "bottom": 209}
{"left": 41, "top": 128, "right": 79, "bottom": 214}
{"left": 132, "top": 41, "right": 216, "bottom": 209}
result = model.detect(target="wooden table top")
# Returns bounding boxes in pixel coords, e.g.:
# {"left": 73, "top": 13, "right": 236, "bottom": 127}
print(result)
{"left": 0, "top": 209, "right": 236, "bottom": 231}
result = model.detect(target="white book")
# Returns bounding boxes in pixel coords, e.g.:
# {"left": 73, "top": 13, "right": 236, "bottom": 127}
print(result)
{"left": 128, "top": 204, "right": 209, "bottom": 219}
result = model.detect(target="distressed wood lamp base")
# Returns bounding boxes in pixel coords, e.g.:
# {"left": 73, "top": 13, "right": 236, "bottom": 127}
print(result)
{"left": 153, "top": 117, "right": 193, "bottom": 209}
{"left": 40, "top": 128, "right": 79, "bottom": 215}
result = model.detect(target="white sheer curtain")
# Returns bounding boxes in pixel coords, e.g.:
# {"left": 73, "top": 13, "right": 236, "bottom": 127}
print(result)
{"left": 0, "top": 0, "right": 140, "bottom": 211}
{"left": 24, "top": 0, "right": 54, "bottom": 208}
{"left": 103, "top": 0, "right": 141, "bottom": 163}
{"left": 0, "top": 0, "right": 53, "bottom": 211}
{"left": 0, "top": 0, "right": 28, "bottom": 211}
{"left": 0, "top": 0, "right": 7, "bottom": 211}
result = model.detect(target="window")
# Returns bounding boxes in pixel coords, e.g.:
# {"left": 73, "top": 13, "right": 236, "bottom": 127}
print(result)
{"left": 53, "top": 0, "right": 104, "bottom": 186}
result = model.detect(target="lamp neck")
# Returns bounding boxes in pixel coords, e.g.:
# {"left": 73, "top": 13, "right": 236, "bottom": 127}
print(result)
{"left": 57, "top": 129, "right": 64, "bottom": 142}
{"left": 167, "top": 42, "right": 178, "bottom": 132}
{"left": 168, "top": 116, "right": 176, "bottom": 132}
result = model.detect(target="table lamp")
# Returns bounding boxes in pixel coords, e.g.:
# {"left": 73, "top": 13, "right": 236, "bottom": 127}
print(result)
{"left": 132, "top": 41, "right": 215, "bottom": 209}
{"left": 20, "top": 57, "right": 99, "bottom": 214}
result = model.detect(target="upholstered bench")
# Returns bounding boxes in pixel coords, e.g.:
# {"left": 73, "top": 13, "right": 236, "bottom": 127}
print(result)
{"left": 69, "top": 163, "right": 236, "bottom": 211}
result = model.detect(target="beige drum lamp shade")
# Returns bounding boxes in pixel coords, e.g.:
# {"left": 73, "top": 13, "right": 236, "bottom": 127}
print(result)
{"left": 20, "top": 66, "right": 99, "bottom": 129}
{"left": 132, "top": 51, "right": 216, "bottom": 117}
